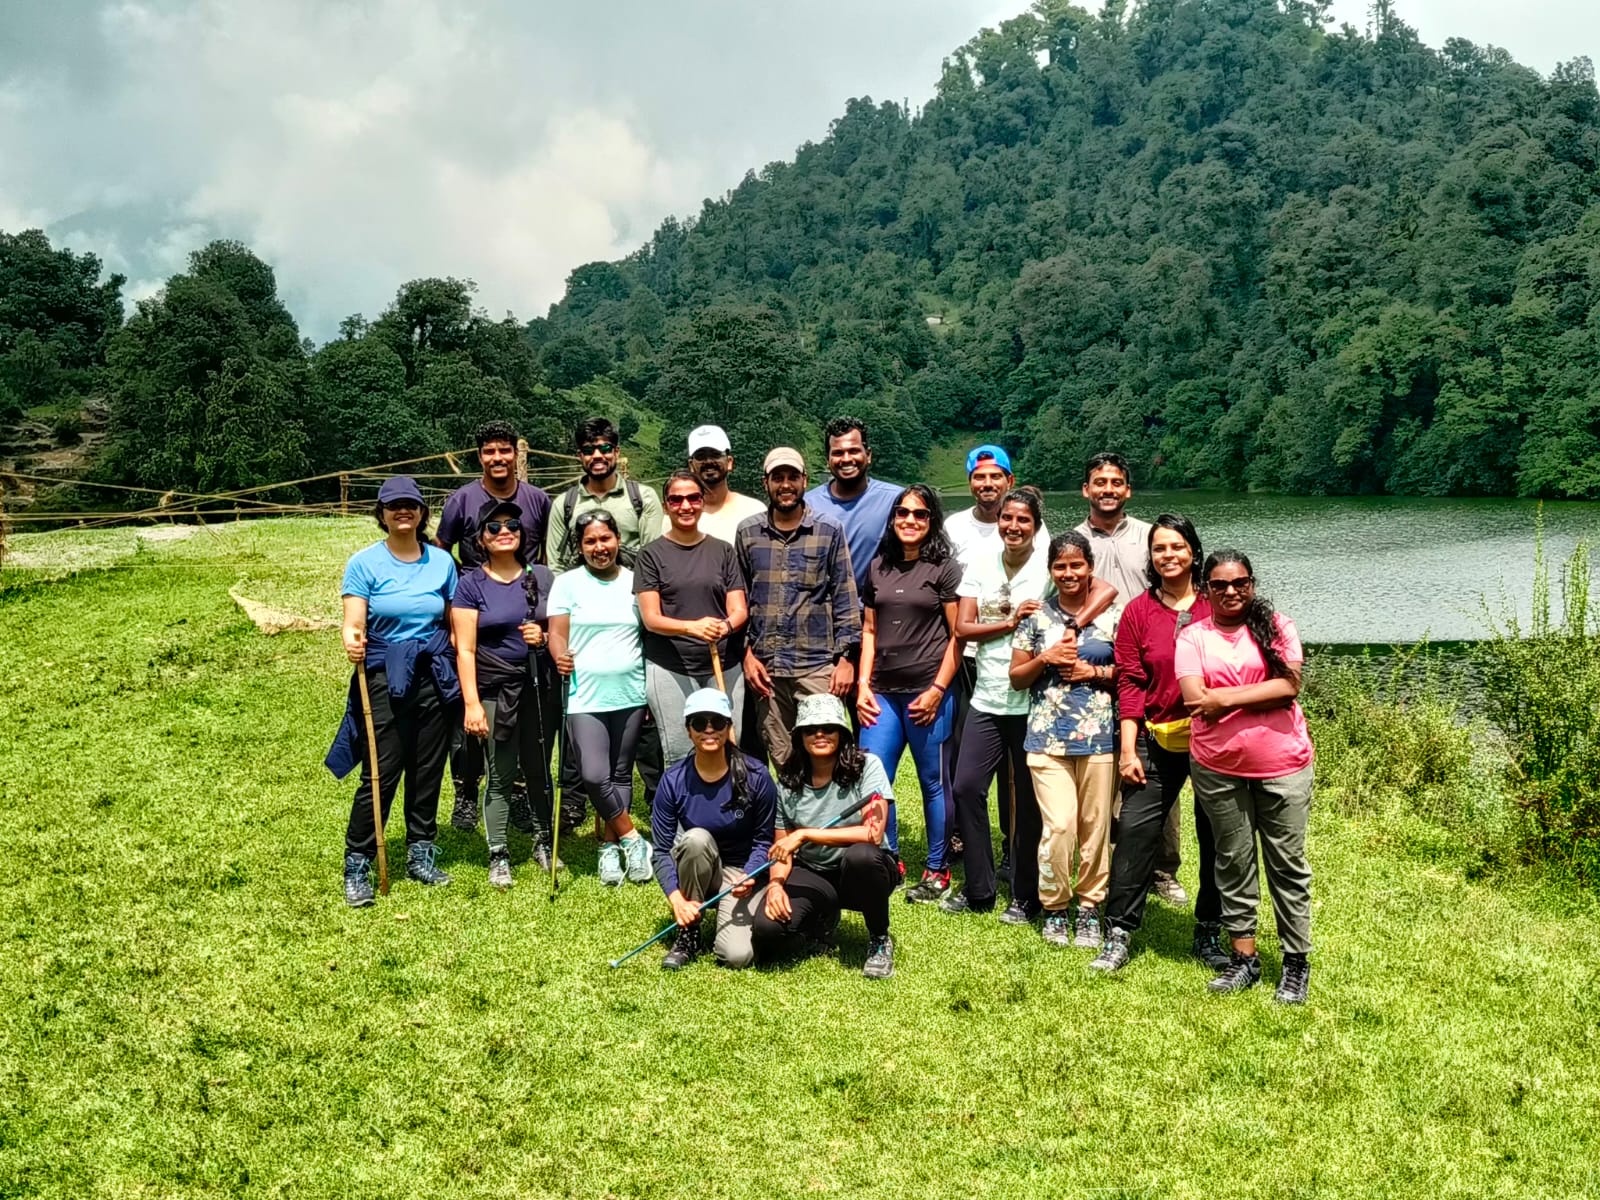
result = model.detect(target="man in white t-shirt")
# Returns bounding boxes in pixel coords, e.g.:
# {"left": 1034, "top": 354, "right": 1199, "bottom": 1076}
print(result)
{"left": 667, "top": 424, "right": 767, "bottom": 543}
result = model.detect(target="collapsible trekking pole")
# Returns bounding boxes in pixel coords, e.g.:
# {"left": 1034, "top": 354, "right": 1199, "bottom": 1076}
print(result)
{"left": 607, "top": 792, "right": 883, "bottom": 969}
{"left": 354, "top": 666, "right": 390, "bottom": 897}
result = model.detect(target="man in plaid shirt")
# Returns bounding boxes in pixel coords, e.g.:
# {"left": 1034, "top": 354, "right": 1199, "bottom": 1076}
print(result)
{"left": 736, "top": 447, "right": 862, "bottom": 767}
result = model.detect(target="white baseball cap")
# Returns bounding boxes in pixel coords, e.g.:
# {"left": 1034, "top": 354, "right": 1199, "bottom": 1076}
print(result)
{"left": 687, "top": 425, "right": 731, "bottom": 456}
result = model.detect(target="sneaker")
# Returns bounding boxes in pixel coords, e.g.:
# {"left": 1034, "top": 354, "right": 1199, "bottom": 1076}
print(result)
{"left": 1192, "top": 922, "right": 1232, "bottom": 971}
{"left": 405, "top": 840, "right": 452, "bottom": 886}
{"left": 1041, "top": 910, "right": 1072, "bottom": 947}
{"left": 598, "top": 842, "right": 625, "bottom": 887}
{"left": 862, "top": 934, "right": 895, "bottom": 979}
{"left": 487, "top": 846, "right": 513, "bottom": 890}
{"left": 1088, "top": 927, "right": 1132, "bottom": 973}
{"left": 662, "top": 922, "right": 701, "bottom": 970}
{"left": 343, "top": 853, "right": 375, "bottom": 907}
{"left": 1208, "top": 952, "right": 1262, "bottom": 994}
{"left": 508, "top": 780, "right": 536, "bottom": 835}
{"left": 895, "top": 857, "right": 907, "bottom": 886}
{"left": 904, "top": 869, "right": 951, "bottom": 905}
{"left": 997, "top": 847, "right": 1012, "bottom": 884}
{"left": 450, "top": 779, "right": 479, "bottom": 831}
{"left": 1150, "top": 871, "right": 1189, "bottom": 908}
{"left": 1275, "top": 954, "right": 1311, "bottom": 1005}
{"left": 531, "top": 841, "right": 565, "bottom": 873}
{"left": 999, "top": 898, "right": 1041, "bottom": 926}
{"left": 622, "top": 833, "right": 653, "bottom": 884}
{"left": 938, "top": 888, "right": 992, "bottom": 916}
{"left": 1073, "top": 904, "right": 1102, "bottom": 948}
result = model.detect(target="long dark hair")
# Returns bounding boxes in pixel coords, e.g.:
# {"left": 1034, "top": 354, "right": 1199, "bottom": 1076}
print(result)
{"left": 874, "top": 483, "right": 952, "bottom": 567}
{"left": 1146, "top": 513, "right": 1203, "bottom": 593}
{"left": 1202, "top": 549, "right": 1291, "bottom": 679}
{"left": 777, "top": 726, "right": 868, "bottom": 794}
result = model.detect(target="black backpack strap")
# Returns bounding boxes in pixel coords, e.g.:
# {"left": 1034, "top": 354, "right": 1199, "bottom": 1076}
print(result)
{"left": 625, "top": 478, "right": 644, "bottom": 517}
{"left": 557, "top": 484, "right": 583, "bottom": 566}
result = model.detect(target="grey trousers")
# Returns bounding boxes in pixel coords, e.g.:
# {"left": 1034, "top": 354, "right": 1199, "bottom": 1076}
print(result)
{"left": 646, "top": 660, "right": 747, "bottom": 766}
{"left": 1189, "top": 762, "right": 1314, "bottom": 955}
{"left": 671, "top": 828, "right": 765, "bottom": 968}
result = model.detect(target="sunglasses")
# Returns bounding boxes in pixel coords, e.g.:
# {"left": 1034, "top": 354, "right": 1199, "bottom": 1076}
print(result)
{"left": 484, "top": 519, "right": 521, "bottom": 535}
{"left": 691, "top": 449, "right": 728, "bottom": 463}
{"left": 688, "top": 714, "right": 731, "bottom": 733}
{"left": 1207, "top": 577, "right": 1255, "bottom": 594}
{"left": 996, "top": 580, "right": 1013, "bottom": 617}
{"left": 893, "top": 506, "right": 931, "bottom": 523}
{"left": 665, "top": 494, "right": 704, "bottom": 508}
{"left": 383, "top": 500, "right": 421, "bottom": 512}
{"left": 1175, "top": 609, "right": 1195, "bottom": 641}
{"left": 579, "top": 442, "right": 616, "bottom": 456}
{"left": 797, "top": 725, "right": 840, "bottom": 738}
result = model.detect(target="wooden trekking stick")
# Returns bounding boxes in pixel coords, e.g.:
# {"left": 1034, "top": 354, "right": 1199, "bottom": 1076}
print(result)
{"left": 709, "top": 642, "right": 738, "bottom": 742}
{"left": 354, "top": 667, "right": 390, "bottom": 896}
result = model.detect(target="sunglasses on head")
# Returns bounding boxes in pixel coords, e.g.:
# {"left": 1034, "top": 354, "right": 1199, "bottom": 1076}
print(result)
{"left": 579, "top": 442, "right": 616, "bottom": 456}
{"left": 484, "top": 519, "right": 521, "bottom": 535}
{"left": 893, "top": 505, "right": 930, "bottom": 522}
{"left": 689, "top": 714, "right": 731, "bottom": 733}
{"left": 665, "top": 494, "right": 704, "bottom": 508}
{"left": 1207, "top": 577, "right": 1254, "bottom": 593}
{"left": 574, "top": 511, "right": 617, "bottom": 531}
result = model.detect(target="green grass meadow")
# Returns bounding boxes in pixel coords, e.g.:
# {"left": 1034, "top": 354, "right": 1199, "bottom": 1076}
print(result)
{"left": 3, "top": 520, "right": 1599, "bottom": 1198}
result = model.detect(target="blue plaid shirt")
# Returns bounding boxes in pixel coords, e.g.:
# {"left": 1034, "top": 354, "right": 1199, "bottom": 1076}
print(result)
{"left": 735, "top": 506, "right": 861, "bottom": 675}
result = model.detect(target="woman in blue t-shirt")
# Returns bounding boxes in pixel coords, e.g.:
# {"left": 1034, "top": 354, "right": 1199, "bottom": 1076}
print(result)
{"left": 333, "top": 475, "right": 459, "bottom": 907}
{"left": 547, "top": 510, "right": 653, "bottom": 888}
{"left": 450, "top": 497, "right": 558, "bottom": 889}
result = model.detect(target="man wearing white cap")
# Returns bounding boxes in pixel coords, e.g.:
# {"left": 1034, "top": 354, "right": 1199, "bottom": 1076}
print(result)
{"left": 668, "top": 425, "right": 767, "bottom": 544}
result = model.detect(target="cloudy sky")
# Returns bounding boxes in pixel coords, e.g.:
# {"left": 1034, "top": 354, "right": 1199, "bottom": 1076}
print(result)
{"left": 0, "top": 0, "right": 1591, "bottom": 339}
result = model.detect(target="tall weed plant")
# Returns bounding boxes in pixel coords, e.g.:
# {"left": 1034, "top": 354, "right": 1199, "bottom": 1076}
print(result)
{"left": 1477, "top": 515, "right": 1600, "bottom": 885}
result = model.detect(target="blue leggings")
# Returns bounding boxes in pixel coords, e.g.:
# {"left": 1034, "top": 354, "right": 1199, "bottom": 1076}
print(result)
{"left": 858, "top": 690, "right": 954, "bottom": 871}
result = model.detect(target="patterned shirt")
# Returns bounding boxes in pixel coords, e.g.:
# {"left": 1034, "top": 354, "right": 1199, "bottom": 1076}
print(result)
{"left": 735, "top": 505, "right": 861, "bottom": 676}
{"left": 1013, "top": 596, "right": 1119, "bottom": 756}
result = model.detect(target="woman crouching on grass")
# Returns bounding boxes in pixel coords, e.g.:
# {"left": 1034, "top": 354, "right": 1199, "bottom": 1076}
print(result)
{"left": 650, "top": 689, "right": 777, "bottom": 970}
{"left": 450, "top": 497, "right": 559, "bottom": 889}
{"left": 327, "top": 475, "right": 458, "bottom": 906}
{"left": 1175, "top": 550, "right": 1314, "bottom": 1004}
{"left": 1008, "top": 531, "right": 1119, "bottom": 952}
{"left": 547, "top": 510, "right": 653, "bottom": 887}
{"left": 752, "top": 695, "right": 898, "bottom": 979}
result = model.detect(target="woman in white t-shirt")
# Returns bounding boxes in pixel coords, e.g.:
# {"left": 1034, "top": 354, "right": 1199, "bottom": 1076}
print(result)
{"left": 547, "top": 510, "right": 653, "bottom": 889}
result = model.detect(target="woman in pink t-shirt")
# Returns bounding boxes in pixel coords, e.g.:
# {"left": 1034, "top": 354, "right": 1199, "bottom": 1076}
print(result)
{"left": 1174, "top": 550, "right": 1314, "bottom": 1005}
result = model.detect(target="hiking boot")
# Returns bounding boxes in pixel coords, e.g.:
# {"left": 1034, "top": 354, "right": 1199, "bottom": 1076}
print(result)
{"left": 1150, "top": 871, "right": 1189, "bottom": 908}
{"left": 1208, "top": 952, "right": 1262, "bottom": 994}
{"left": 999, "top": 898, "right": 1041, "bottom": 926}
{"left": 939, "top": 888, "right": 992, "bottom": 916}
{"left": 508, "top": 780, "right": 536, "bottom": 835}
{"left": 997, "top": 847, "right": 1012, "bottom": 884}
{"left": 1073, "top": 904, "right": 1102, "bottom": 948}
{"left": 1041, "top": 910, "right": 1073, "bottom": 947}
{"left": 622, "top": 834, "right": 653, "bottom": 884}
{"left": 598, "top": 842, "right": 625, "bottom": 887}
{"left": 662, "top": 922, "right": 701, "bottom": 970}
{"left": 1192, "top": 922, "right": 1232, "bottom": 971}
{"left": 405, "top": 840, "right": 451, "bottom": 886}
{"left": 558, "top": 795, "right": 586, "bottom": 834}
{"left": 1089, "top": 927, "right": 1132, "bottom": 973}
{"left": 904, "top": 869, "right": 951, "bottom": 905}
{"left": 863, "top": 934, "right": 895, "bottom": 980}
{"left": 450, "top": 779, "right": 479, "bottom": 831}
{"left": 1275, "top": 954, "right": 1311, "bottom": 1005}
{"left": 343, "top": 853, "right": 375, "bottom": 908}
{"left": 531, "top": 840, "right": 565, "bottom": 873}
{"left": 488, "top": 846, "right": 513, "bottom": 890}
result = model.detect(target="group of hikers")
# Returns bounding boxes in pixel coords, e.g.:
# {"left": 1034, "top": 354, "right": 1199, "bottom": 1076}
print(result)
{"left": 329, "top": 415, "right": 1315, "bottom": 1002}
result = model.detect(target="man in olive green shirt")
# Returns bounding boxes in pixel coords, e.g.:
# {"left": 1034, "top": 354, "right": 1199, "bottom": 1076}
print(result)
{"left": 545, "top": 416, "right": 664, "bottom": 572}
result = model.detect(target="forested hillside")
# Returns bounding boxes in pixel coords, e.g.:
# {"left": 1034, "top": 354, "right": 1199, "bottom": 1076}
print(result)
{"left": 3, "top": 0, "right": 1599, "bottom": 509}
{"left": 540, "top": 0, "right": 1600, "bottom": 496}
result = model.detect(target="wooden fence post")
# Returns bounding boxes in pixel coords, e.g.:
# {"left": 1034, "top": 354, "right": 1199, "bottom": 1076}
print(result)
{"left": 517, "top": 438, "right": 529, "bottom": 483}
{"left": 339, "top": 473, "right": 350, "bottom": 516}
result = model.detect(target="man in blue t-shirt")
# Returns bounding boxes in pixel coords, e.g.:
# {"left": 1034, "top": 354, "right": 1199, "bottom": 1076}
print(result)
{"left": 803, "top": 415, "right": 901, "bottom": 598}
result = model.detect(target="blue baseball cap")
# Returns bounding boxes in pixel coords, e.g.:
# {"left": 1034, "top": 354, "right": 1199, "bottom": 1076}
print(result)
{"left": 965, "top": 445, "right": 1013, "bottom": 476}
{"left": 377, "top": 475, "right": 426, "bottom": 505}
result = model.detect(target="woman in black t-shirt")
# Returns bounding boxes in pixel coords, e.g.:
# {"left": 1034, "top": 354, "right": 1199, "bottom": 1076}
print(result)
{"left": 856, "top": 484, "right": 963, "bottom": 904}
{"left": 634, "top": 470, "right": 750, "bottom": 765}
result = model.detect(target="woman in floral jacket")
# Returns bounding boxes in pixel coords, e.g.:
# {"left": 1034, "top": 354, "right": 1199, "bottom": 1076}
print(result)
{"left": 1009, "top": 531, "right": 1119, "bottom": 951}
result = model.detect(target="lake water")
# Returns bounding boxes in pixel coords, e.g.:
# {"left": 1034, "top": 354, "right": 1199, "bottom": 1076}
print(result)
{"left": 988, "top": 492, "right": 1600, "bottom": 645}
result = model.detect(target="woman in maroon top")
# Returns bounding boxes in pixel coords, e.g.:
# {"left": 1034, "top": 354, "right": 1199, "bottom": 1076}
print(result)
{"left": 1088, "top": 513, "right": 1226, "bottom": 973}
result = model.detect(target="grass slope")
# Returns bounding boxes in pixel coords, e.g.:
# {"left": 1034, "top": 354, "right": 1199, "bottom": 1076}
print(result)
{"left": 2, "top": 520, "right": 1598, "bottom": 1198}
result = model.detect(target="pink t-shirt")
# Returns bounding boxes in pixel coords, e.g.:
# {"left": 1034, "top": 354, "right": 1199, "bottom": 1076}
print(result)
{"left": 1174, "top": 613, "right": 1313, "bottom": 779}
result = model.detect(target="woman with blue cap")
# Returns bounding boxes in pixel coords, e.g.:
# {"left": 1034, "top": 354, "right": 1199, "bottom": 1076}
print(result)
{"left": 753, "top": 694, "right": 899, "bottom": 979}
{"left": 328, "top": 475, "right": 459, "bottom": 906}
{"left": 650, "top": 688, "right": 778, "bottom": 970}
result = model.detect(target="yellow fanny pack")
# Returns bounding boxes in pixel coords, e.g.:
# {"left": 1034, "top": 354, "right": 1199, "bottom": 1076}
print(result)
{"left": 1146, "top": 717, "right": 1192, "bottom": 753}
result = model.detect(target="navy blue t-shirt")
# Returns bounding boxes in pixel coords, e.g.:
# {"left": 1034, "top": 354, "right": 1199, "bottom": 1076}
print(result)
{"left": 437, "top": 481, "right": 552, "bottom": 569}
{"left": 453, "top": 565, "right": 554, "bottom": 676}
